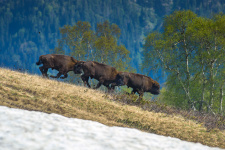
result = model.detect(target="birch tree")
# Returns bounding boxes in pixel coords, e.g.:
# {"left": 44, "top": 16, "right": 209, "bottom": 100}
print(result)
{"left": 143, "top": 10, "right": 225, "bottom": 113}
{"left": 54, "top": 21, "right": 130, "bottom": 70}
{"left": 143, "top": 10, "right": 197, "bottom": 109}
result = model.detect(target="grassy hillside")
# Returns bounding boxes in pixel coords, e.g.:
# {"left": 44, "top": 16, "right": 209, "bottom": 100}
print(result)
{"left": 0, "top": 68, "right": 224, "bottom": 148}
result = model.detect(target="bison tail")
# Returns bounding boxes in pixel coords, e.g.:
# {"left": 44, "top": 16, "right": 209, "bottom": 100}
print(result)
{"left": 36, "top": 59, "right": 42, "bottom": 65}
{"left": 71, "top": 57, "right": 78, "bottom": 63}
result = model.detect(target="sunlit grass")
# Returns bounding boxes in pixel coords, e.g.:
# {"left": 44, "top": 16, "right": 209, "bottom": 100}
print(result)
{"left": 0, "top": 68, "right": 224, "bottom": 148}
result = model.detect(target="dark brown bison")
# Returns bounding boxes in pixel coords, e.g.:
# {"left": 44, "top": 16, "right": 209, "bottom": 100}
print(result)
{"left": 36, "top": 54, "right": 79, "bottom": 79}
{"left": 112, "top": 72, "right": 160, "bottom": 100}
{"left": 73, "top": 61, "right": 123, "bottom": 90}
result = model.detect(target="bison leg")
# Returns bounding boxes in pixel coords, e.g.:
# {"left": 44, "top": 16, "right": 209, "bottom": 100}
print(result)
{"left": 94, "top": 77, "right": 108, "bottom": 89}
{"left": 50, "top": 72, "right": 62, "bottom": 78}
{"left": 43, "top": 68, "right": 49, "bottom": 78}
{"left": 81, "top": 75, "right": 91, "bottom": 88}
{"left": 94, "top": 79, "right": 104, "bottom": 89}
{"left": 103, "top": 83, "right": 114, "bottom": 93}
{"left": 136, "top": 91, "right": 144, "bottom": 103}
{"left": 39, "top": 66, "right": 44, "bottom": 75}
{"left": 110, "top": 83, "right": 116, "bottom": 90}
{"left": 94, "top": 83, "right": 102, "bottom": 89}
{"left": 108, "top": 85, "right": 115, "bottom": 93}
{"left": 131, "top": 89, "right": 137, "bottom": 94}
{"left": 39, "top": 66, "right": 49, "bottom": 78}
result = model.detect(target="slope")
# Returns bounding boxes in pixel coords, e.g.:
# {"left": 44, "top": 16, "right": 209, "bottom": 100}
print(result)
{"left": 0, "top": 68, "right": 224, "bottom": 148}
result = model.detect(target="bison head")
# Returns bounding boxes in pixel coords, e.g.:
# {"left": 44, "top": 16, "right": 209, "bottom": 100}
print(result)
{"left": 74, "top": 62, "right": 83, "bottom": 74}
{"left": 110, "top": 73, "right": 125, "bottom": 87}
{"left": 117, "top": 72, "right": 130, "bottom": 85}
{"left": 150, "top": 81, "right": 160, "bottom": 95}
{"left": 115, "top": 74, "right": 124, "bottom": 86}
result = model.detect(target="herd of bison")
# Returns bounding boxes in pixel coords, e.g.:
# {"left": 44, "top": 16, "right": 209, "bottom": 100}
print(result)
{"left": 36, "top": 54, "right": 160, "bottom": 101}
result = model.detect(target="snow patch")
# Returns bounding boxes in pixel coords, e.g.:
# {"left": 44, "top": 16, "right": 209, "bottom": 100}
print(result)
{"left": 0, "top": 106, "right": 222, "bottom": 150}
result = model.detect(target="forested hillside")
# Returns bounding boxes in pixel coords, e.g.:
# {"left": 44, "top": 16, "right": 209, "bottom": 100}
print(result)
{"left": 1, "top": 0, "right": 225, "bottom": 78}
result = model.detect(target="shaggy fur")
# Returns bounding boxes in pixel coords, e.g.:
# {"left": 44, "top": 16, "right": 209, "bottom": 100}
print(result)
{"left": 36, "top": 54, "right": 79, "bottom": 79}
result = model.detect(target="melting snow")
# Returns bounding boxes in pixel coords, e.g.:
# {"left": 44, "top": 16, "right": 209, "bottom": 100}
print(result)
{"left": 0, "top": 106, "right": 222, "bottom": 150}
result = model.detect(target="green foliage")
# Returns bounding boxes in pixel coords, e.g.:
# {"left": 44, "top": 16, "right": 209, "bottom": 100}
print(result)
{"left": 143, "top": 10, "right": 225, "bottom": 114}
{"left": 54, "top": 20, "right": 131, "bottom": 71}
{"left": 2, "top": 0, "right": 225, "bottom": 75}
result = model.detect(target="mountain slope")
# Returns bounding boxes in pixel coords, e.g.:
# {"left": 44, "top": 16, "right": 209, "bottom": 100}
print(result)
{"left": 0, "top": 68, "right": 224, "bottom": 148}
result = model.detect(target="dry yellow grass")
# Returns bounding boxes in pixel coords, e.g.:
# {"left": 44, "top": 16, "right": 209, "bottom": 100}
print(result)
{"left": 0, "top": 68, "right": 224, "bottom": 148}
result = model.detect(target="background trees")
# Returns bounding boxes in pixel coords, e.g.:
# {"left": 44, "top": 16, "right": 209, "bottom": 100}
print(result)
{"left": 52, "top": 20, "right": 132, "bottom": 86}
{"left": 53, "top": 21, "right": 131, "bottom": 71}
{"left": 1, "top": 1, "right": 225, "bottom": 114}
{"left": 2, "top": 0, "right": 225, "bottom": 77}
{"left": 143, "top": 10, "right": 225, "bottom": 114}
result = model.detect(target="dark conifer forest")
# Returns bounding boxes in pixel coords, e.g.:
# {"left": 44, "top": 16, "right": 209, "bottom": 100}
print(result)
{"left": 1, "top": 0, "right": 225, "bottom": 74}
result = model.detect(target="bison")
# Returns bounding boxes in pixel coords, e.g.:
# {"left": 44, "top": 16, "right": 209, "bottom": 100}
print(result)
{"left": 112, "top": 72, "right": 160, "bottom": 101}
{"left": 73, "top": 61, "right": 123, "bottom": 91}
{"left": 36, "top": 54, "right": 79, "bottom": 79}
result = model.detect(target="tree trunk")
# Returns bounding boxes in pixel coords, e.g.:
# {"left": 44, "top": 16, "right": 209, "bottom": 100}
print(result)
{"left": 199, "top": 78, "right": 205, "bottom": 111}
{"left": 209, "top": 62, "right": 215, "bottom": 112}
{"left": 219, "top": 84, "right": 224, "bottom": 115}
{"left": 183, "top": 34, "right": 192, "bottom": 109}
